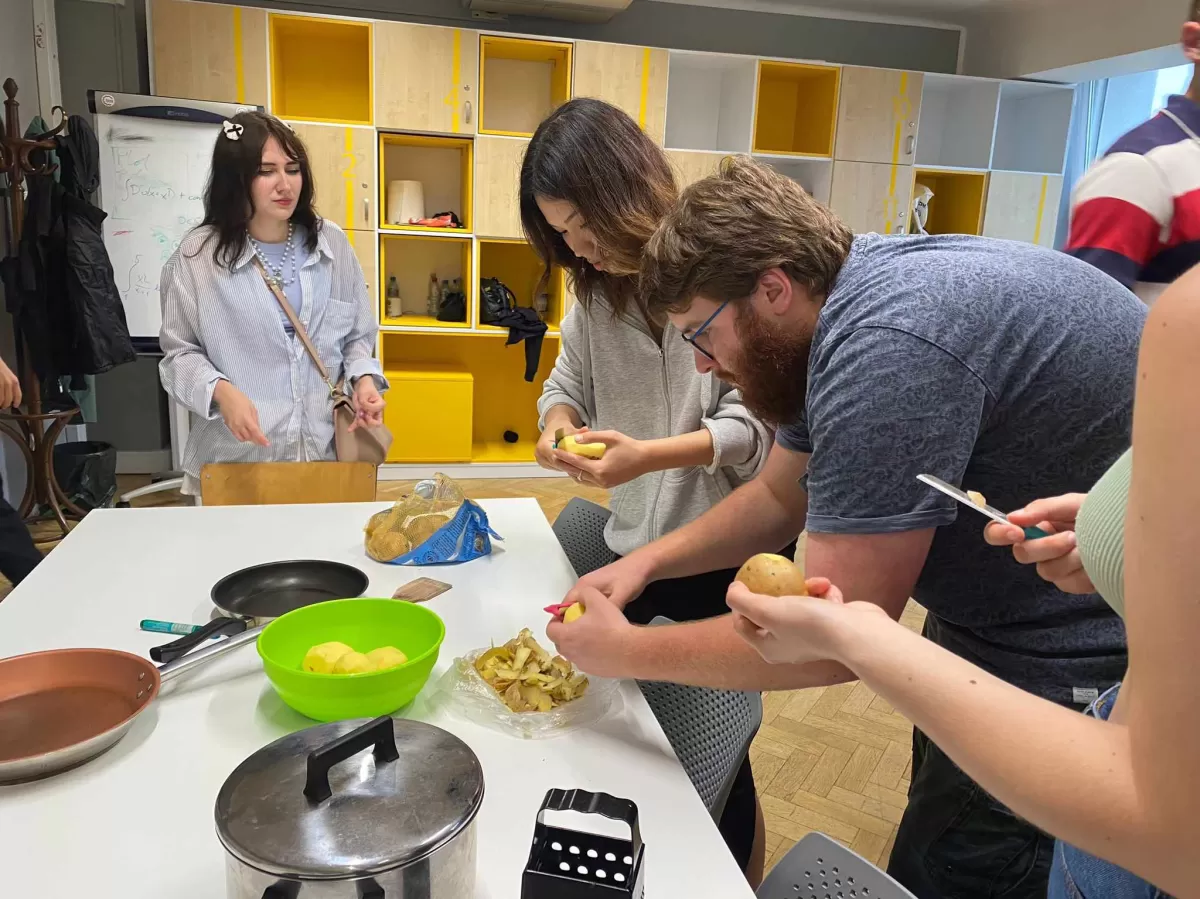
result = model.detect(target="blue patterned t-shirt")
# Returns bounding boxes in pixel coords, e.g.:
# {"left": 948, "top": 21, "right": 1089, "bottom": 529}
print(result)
{"left": 777, "top": 233, "right": 1147, "bottom": 706}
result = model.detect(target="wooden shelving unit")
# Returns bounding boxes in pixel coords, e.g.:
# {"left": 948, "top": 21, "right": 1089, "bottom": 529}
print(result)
{"left": 270, "top": 15, "right": 372, "bottom": 125}
{"left": 476, "top": 239, "right": 567, "bottom": 333}
{"left": 381, "top": 333, "right": 560, "bottom": 464}
{"left": 664, "top": 52, "right": 755, "bottom": 154}
{"left": 146, "top": 0, "right": 1079, "bottom": 476}
{"left": 912, "top": 169, "right": 989, "bottom": 236}
{"left": 379, "top": 233, "right": 473, "bottom": 329}
{"left": 753, "top": 61, "right": 840, "bottom": 157}
{"left": 378, "top": 133, "right": 472, "bottom": 232}
{"left": 479, "top": 36, "right": 573, "bottom": 137}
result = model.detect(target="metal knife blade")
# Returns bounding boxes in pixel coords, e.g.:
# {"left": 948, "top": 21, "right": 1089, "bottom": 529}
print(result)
{"left": 917, "top": 474, "right": 1048, "bottom": 540}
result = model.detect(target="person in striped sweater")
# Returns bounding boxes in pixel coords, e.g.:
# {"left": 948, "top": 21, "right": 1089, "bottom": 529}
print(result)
{"left": 1065, "top": 3, "right": 1200, "bottom": 305}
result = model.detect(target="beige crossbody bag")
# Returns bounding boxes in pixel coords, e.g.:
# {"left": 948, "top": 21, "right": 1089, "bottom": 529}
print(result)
{"left": 255, "top": 259, "right": 392, "bottom": 465}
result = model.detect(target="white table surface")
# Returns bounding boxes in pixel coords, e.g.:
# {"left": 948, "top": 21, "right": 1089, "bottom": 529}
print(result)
{"left": 0, "top": 499, "right": 755, "bottom": 899}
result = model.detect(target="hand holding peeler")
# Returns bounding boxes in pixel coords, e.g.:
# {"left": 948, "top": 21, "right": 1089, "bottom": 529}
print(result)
{"left": 917, "top": 474, "right": 1049, "bottom": 540}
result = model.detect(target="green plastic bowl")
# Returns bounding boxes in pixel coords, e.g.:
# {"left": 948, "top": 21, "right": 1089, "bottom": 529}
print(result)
{"left": 257, "top": 598, "right": 445, "bottom": 722}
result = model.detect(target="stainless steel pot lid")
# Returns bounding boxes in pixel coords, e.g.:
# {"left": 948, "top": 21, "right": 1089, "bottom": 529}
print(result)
{"left": 215, "top": 716, "right": 484, "bottom": 879}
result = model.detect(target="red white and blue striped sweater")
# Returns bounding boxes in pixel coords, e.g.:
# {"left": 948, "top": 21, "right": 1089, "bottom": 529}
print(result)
{"left": 1065, "top": 94, "right": 1200, "bottom": 305}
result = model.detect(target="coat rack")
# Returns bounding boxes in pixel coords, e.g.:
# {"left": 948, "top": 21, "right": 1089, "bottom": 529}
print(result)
{"left": 0, "top": 77, "right": 86, "bottom": 539}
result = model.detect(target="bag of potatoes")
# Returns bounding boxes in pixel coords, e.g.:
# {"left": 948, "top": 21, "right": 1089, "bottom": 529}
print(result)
{"left": 364, "top": 474, "right": 501, "bottom": 565}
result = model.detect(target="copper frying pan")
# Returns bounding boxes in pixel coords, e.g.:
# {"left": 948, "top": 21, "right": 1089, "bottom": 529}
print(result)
{"left": 0, "top": 626, "right": 261, "bottom": 784}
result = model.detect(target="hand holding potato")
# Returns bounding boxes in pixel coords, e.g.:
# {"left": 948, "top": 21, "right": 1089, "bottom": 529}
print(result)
{"left": 545, "top": 587, "right": 638, "bottom": 678}
{"left": 553, "top": 429, "right": 650, "bottom": 489}
{"left": 728, "top": 577, "right": 888, "bottom": 665}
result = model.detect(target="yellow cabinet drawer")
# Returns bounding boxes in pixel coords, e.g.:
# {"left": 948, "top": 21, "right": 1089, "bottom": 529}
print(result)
{"left": 384, "top": 366, "right": 473, "bottom": 463}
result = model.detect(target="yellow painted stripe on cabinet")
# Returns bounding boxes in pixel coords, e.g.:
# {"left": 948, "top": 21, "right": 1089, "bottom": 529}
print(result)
{"left": 882, "top": 72, "right": 910, "bottom": 233}
{"left": 443, "top": 29, "right": 463, "bottom": 133}
{"left": 638, "top": 47, "right": 652, "bottom": 129}
{"left": 233, "top": 8, "right": 245, "bottom": 103}
{"left": 343, "top": 127, "right": 356, "bottom": 228}
{"left": 1033, "top": 175, "right": 1050, "bottom": 245}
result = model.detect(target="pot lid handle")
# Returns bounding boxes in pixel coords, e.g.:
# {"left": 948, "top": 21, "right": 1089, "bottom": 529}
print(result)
{"left": 535, "top": 789, "right": 643, "bottom": 859}
{"left": 304, "top": 716, "right": 400, "bottom": 804}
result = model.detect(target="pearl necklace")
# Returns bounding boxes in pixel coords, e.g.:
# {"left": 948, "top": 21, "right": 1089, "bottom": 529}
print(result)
{"left": 249, "top": 223, "right": 296, "bottom": 289}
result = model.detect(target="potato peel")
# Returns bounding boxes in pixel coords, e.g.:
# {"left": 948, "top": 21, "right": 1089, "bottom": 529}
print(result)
{"left": 474, "top": 628, "right": 589, "bottom": 712}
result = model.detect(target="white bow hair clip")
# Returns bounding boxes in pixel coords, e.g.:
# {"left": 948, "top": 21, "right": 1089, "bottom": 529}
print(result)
{"left": 222, "top": 120, "right": 244, "bottom": 141}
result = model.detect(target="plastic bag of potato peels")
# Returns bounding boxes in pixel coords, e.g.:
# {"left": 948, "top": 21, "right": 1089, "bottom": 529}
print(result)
{"left": 435, "top": 629, "right": 621, "bottom": 738}
{"left": 364, "top": 474, "right": 501, "bottom": 565}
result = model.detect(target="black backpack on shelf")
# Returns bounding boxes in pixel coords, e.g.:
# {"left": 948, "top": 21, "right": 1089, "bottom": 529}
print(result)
{"left": 480, "top": 277, "right": 517, "bottom": 324}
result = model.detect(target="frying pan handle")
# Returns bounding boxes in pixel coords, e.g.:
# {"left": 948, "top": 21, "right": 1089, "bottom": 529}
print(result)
{"left": 150, "top": 617, "right": 247, "bottom": 663}
{"left": 304, "top": 716, "right": 399, "bottom": 804}
{"left": 156, "top": 625, "right": 263, "bottom": 684}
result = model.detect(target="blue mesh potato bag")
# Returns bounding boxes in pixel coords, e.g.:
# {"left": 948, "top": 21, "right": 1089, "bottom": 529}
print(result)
{"left": 363, "top": 475, "right": 502, "bottom": 565}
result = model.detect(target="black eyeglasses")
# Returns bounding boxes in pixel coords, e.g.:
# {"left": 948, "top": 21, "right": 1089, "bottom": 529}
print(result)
{"left": 680, "top": 300, "right": 731, "bottom": 361}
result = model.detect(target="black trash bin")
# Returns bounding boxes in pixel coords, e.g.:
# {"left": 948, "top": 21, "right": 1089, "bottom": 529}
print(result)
{"left": 53, "top": 441, "right": 118, "bottom": 511}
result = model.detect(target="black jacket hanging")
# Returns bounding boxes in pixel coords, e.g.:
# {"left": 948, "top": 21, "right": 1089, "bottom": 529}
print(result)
{"left": 5, "top": 114, "right": 135, "bottom": 383}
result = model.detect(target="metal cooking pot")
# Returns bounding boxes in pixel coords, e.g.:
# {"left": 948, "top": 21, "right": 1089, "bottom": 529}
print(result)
{"left": 215, "top": 716, "right": 484, "bottom": 899}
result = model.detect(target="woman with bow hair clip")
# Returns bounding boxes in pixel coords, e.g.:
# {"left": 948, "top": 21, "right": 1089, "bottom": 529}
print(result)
{"left": 159, "top": 111, "right": 385, "bottom": 495}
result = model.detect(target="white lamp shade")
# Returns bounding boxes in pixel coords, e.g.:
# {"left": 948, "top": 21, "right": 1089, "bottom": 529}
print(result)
{"left": 386, "top": 180, "right": 425, "bottom": 225}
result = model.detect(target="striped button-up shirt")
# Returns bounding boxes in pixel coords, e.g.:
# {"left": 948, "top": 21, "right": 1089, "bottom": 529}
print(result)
{"left": 159, "top": 221, "right": 385, "bottom": 492}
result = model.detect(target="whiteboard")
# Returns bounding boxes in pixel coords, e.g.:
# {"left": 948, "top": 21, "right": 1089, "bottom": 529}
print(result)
{"left": 90, "top": 92, "right": 260, "bottom": 344}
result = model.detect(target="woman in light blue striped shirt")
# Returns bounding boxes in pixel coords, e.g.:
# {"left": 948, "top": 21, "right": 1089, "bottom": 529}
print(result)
{"left": 159, "top": 112, "right": 385, "bottom": 495}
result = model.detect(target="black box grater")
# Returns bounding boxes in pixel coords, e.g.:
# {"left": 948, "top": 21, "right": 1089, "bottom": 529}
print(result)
{"left": 521, "top": 788, "right": 645, "bottom": 899}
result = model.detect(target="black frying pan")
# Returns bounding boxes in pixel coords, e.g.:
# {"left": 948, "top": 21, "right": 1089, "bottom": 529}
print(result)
{"left": 150, "top": 560, "right": 369, "bottom": 663}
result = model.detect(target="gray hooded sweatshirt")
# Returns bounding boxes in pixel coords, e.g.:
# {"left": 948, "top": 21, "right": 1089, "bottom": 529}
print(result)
{"left": 538, "top": 298, "right": 771, "bottom": 557}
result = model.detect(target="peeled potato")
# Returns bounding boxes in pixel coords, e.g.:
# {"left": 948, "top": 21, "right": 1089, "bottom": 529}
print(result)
{"left": 734, "top": 553, "right": 808, "bottom": 597}
{"left": 366, "top": 646, "right": 408, "bottom": 671}
{"left": 559, "top": 435, "right": 606, "bottom": 460}
{"left": 332, "top": 651, "right": 374, "bottom": 675}
{"left": 562, "top": 602, "right": 585, "bottom": 624}
{"left": 303, "top": 641, "right": 354, "bottom": 674}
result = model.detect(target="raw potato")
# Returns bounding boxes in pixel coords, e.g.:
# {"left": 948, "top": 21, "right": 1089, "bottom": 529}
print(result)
{"left": 735, "top": 553, "right": 808, "bottom": 597}
{"left": 303, "top": 641, "right": 354, "bottom": 674}
{"left": 558, "top": 435, "right": 606, "bottom": 460}
{"left": 406, "top": 512, "right": 452, "bottom": 547}
{"left": 966, "top": 490, "right": 987, "bottom": 507}
{"left": 474, "top": 628, "right": 589, "bottom": 713}
{"left": 366, "top": 646, "right": 408, "bottom": 671}
{"left": 333, "top": 651, "right": 374, "bottom": 675}
{"left": 562, "top": 602, "right": 585, "bottom": 624}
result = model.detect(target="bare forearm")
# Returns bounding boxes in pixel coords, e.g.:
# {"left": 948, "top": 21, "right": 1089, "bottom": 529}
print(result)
{"left": 628, "top": 616, "right": 855, "bottom": 690}
{"left": 634, "top": 478, "right": 804, "bottom": 581}
{"left": 833, "top": 611, "right": 1183, "bottom": 889}
{"left": 543, "top": 404, "right": 583, "bottom": 433}
{"left": 641, "top": 429, "right": 714, "bottom": 471}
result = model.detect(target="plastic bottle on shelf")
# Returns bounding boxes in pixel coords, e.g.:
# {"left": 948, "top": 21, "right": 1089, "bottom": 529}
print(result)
{"left": 386, "top": 276, "right": 402, "bottom": 319}
{"left": 427, "top": 273, "right": 439, "bottom": 318}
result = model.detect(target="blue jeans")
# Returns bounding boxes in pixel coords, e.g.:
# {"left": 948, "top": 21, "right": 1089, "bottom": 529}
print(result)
{"left": 1046, "top": 685, "right": 1173, "bottom": 899}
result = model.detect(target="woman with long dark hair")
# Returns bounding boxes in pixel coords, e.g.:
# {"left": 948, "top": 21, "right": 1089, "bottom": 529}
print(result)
{"left": 523, "top": 97, "right": 780, "bottom": 886}
{"left": 159, "top": 111, "right": 384, "bottom": 495}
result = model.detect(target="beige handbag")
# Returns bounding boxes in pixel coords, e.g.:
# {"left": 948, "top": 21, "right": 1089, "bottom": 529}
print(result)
{"left": 255, "top": 260, "right": 392, "bottom": 465}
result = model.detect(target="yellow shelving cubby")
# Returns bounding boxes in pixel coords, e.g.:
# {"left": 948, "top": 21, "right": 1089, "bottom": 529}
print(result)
{"left": 752, "top": 61, "right": 840, "bottom": 157}
{"left": 382, "top": 365, "right": 475, "bottom": 463}
{"left": 476, "top": 239, "right": 567, "bottom": 334}
{"left": 378, "top": 133, "right": 473, "bottom": 233}
{"left": 381, "top": 333, "right": 561, "bottom": 464}
{"left": 379, "top": 233, "right": 473, "bottom": 329}
{"left": 479, "top": 36, "right": 573, "bottom": 138}
{"left": 270, "top": 15, "right": 372, "bottom": 125}
{"left": 912, "top": 169, "right": 990, "bottom": 236}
